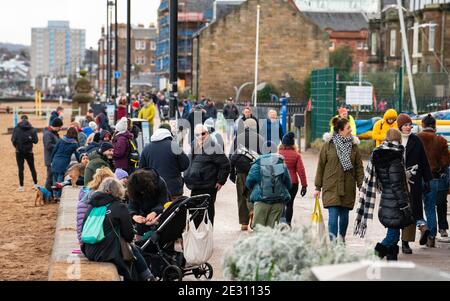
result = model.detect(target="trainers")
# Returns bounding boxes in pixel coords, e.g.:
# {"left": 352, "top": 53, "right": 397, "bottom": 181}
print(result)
{"left": 439, "top": 229, "right": 448, "bottom": 238}
{"left": 419, "top": 225, "right": 431, "bottom": 245}
{"left": 17, "top": 186, "right": 24, "bottom": 192}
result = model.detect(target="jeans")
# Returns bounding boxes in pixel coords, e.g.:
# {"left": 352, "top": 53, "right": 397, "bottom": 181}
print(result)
{"left": 112, "top": 245, "right": 152, "bottom": 281}
{"left": 327, "top": 206, "right": 350, "bottom": 241}
{"left": 16, "top": 152, "right": 38, "bottom": 186}
{"left": 423, "top": 179, "right": 440, "bottom": 237}
{"left": 45, "top": 165, "right": 53, "bottom": 193}
{"left": 281, "top": 184, "right": 299, "bottom": 225}
{"left": 52, "top": 172, "right": 65, "bottom": 198}
{"left": 381, "top": 228, "right": 400, "bottom": 247}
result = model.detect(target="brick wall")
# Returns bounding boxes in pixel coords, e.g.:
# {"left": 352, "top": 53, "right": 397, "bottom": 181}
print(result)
{"left": 193, "top": 0, "right": 329, "bottom": 102}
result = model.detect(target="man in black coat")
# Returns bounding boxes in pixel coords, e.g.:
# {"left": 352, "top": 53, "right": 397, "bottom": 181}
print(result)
{"left": 184, "top": 124, "right": 230, "bottom": 224}
{"left": 139, "top": 127, "right": 190, "bottom": 198}
{"left": 43, "top": 117, "right": 63, "bottom": 193}
{"left": 12, "top": 115, "right": 39, "bottom": 191}
{"left": 223, "top": 97, "right": 240, "bottom": 143}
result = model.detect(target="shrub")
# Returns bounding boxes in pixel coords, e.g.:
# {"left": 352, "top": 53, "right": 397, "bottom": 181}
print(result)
{"left": 222, "top": 226, "right": 370, "bottom": 281}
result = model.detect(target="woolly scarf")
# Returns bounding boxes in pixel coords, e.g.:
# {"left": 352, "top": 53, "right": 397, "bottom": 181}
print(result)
{"left": 354, "top": 141, "right": 403, "bottom": 238}
{"left": 332, "top": 134, "right": 354, "bottom": 171}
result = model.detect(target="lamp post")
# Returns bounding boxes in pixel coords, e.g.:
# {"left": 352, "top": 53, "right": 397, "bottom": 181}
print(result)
{"left": 169, "top": 0, "right": 178, "bottom": 119}
{"left": 89, "top": 47, "right": 93, "bottom": 83}
{"left": 253, "top": 5, "right": 261, "bottom": 108}
{"left": 126, "top": 0, "right": 131, "bottom": 116}
{"left": 106, "top": 0, "right": 110, "bottom": 102}
{"left": 115, "top": 0, "right": 119, "bottom": 100}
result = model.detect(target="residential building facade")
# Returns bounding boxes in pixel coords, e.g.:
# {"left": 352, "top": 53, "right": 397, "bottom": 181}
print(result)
{"left": 30, "top": 21, "right": 85, "bottom": 88}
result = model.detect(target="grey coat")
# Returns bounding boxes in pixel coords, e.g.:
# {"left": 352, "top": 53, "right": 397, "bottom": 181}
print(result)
{"left": 43, "top": 127, "right": 60, "bottom": 166}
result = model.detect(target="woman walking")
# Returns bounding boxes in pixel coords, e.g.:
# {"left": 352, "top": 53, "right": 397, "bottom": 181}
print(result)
{"left": 314, "top": 118, "right": 364, "bottom": 242}
{"left": 278, "top": 132, "right": 308, "bottom": 226}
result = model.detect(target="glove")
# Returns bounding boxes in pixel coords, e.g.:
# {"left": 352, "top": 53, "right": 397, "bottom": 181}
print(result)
{"left": 301, "top": 186, "right": 307, "bottom": 197}
{"left": 423, "top": 181, "right": 431, "bottom": 194}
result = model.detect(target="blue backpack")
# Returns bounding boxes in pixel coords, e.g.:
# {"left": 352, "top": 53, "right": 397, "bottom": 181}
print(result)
{"left": 81, "top": 204, "right": 111, "bottom": 244}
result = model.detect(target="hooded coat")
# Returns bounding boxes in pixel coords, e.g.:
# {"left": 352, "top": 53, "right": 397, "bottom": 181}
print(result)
{"left": 139, "top": 129, "right": 190, "bottom": 197}
{"left": 51, "top": 136, "right": 79, "bottom": 174}
{"left": 43, "top": 127, "right": 60, "bottom": 166}
{"left": 11, "top": 120, "right": 38, "bottom": 153}
{"left": 81, "top": 192, "right": 134, "bottom": 262}
{"left": 112, "top": 130, "right": 134, "bottom": 171}
{"left": 84, "top": 152, "right": 114, "bottom": 186}
{"left": 315, "top": 133, "right": 364, "bottom": 209}
{"left": 372, "top": 109, "right": 398, "bottom": 146}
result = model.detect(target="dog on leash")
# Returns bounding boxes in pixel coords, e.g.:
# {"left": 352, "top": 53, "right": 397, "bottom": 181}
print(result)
{"left": 65, "top": 163, "right": 85, "bottom": 187}
{"left": 34, "top": 186, "right": 53, "bottom": 206}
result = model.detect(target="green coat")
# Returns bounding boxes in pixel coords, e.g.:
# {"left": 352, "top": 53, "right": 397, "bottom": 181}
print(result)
{"left": 84, "top": 152, "right": 113, "bottom": 186}
{"left": 314, "top": 137, "right": 364, "bottom": 209}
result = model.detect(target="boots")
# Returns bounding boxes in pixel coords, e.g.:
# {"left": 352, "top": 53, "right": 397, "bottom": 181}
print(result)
{"left": 374, "top": 243, "right": 388, "bottom": 259}
{"left": 419, "top": 225, "right": 431, "bottom": 245}
{"left": 401, "top": 241, "right": 413, "bottom": 254}
{"left": 426, "top": 236, "right": 436, "bottom": 248}
{"left": 386, "top": 245, "right": 399, "bottom": 261}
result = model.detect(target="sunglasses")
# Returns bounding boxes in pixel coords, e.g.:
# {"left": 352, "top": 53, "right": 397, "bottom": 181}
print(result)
{"left": 195, "top": 132, "right": 207, "bottom": 137}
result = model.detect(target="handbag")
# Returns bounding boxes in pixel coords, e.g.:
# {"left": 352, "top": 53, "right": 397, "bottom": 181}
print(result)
{"left": 311, "top": 197, "right": 326, "bottom": 240}
{"left": 399, "top": 203, "right": 415, "bottom": 229}
{"left": 182, "top": 210, "right": 214, "bottom": 266}
{"left": 107, "top": 213, "right": 136, "bottom": 263}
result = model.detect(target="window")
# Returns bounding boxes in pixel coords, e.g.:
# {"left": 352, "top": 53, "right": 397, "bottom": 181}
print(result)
{"left": 136, "top": 56, "right": 145, "bottom": 65}
{"left": 135, "top": 40, "right": 146, "bottom": 50}
{"left": 329, "top": 41, "right": 335, "bottom": 50}
{"left": 357, "top": 41, "right": 364, "bottom": 50}
{"left": 429, "top": 23, "right": 436, "bottom": 51}
{"left": 390, "top": 30, "right": 397, "bottom": 57}
{"left": 371, "top": 33, "right": 377, "bottom": 56}
{"left": 150, "top": 41, "right": 156, "bottom": 51}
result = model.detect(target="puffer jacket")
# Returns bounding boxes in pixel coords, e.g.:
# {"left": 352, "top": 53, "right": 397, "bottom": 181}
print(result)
{"left": 112, "top": 131, "right": 134, "bottom": 171}
{"left": 81, "top": 192, "right": 134, "bottom": 262}
{"left": 51, "top": 136, "right": 79, "bottom": 174}
{"left": 76, "top": 187, "right": 91, "bottom": 244}
{"left": 372, "top": 143, "right": 410, "bottom": 229}
{"left": 11, "top": 120, "right": 38, "bottom": 153}
{"left": 184, "top": 138, "right": 230, "bottom": 190}
{"left": 246, "top": 153, "right": 292, "bottom": 204}
{"left": 372, "top": 109, "right": 398, "bottom": 146}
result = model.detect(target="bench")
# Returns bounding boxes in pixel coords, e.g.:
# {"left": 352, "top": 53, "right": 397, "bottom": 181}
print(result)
{"left": 48, "top": 187, "right": 121, "bottom": 281}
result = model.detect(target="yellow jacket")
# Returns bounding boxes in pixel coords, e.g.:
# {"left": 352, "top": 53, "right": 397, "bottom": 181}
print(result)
{"left": 329, "top": 115, "right": 357, "bottom": 136}
{"left": 372, "top": 109, "right": 398, "bottom": 146}
{"left": 138, "top": 103, "right": 156, "bottom": 125}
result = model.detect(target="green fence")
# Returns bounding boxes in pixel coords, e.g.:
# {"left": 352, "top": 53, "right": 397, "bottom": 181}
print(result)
{"left": 311, "top": 68, "right": 337, "bottom": 141}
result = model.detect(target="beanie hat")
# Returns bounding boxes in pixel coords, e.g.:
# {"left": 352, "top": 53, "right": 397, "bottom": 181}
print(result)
{"left": 89, "top": 121, "right": 97, "bottom": 131}
{"left": 115, "top": 117, "right": 128, "bottom": 134}
{"left": 115, "top": 168, "right": 129, "bottom": 180}
{"left": 282, "top": 132, "right": 296, "bottom": 147}
{"left": 51, "top": 117, "right": 63, "bottom": 127}
{"left": 99, "top": 142, "right": 114, "bottom": 154}
{"left": 204, "top": 118, "right": 215, "bottom": 130}
{"left": 396, "top": 113, "right": 412, "bottom": 130}
{"left": 132, "top": 101, "right": 140, "bottom": 109}
{"left": 422, "top": 114, "right": 436, "bottom": 129}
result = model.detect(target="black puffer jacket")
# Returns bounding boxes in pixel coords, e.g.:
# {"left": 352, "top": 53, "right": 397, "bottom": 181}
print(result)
{"left": 81, "top": 192, "right": 134, "bottom": 262}
{"left": 372, "top": 144, "right": 411, "bottom": 229}
{"left": 184, "top": 138, "right": 230, "bottom": 190}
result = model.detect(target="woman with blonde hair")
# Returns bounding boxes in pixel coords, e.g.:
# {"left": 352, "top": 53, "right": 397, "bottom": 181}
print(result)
{"left": 81, "top": 177, "right": 155, "bottom": 281}
{"left": 76, "top": 167, "right": 115, "bottom": 245}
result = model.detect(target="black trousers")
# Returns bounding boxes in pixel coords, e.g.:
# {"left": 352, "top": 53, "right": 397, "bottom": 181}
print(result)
{"left": 191, "top": 188, "right": 218, "bottom": 225}
{"left": 436, "top": 190, "right": 449, "bottom": 231}
{"left": 282, "top": 184, "right": 299, "bottom": 225}
{"left": 16, "top": 152, "right": 37, "bottom": 186}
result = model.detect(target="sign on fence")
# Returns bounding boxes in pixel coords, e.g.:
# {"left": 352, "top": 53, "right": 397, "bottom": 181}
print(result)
{"left": 346, "top": 86, "right": 373, "bottom": 106}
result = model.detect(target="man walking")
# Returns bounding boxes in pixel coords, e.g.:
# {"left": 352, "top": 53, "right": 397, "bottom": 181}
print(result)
{"left": 223, "top": 97, "right": 240, "bottom": 144}
{"left": 12, "top": 115, "right": 39, "bottom": 191}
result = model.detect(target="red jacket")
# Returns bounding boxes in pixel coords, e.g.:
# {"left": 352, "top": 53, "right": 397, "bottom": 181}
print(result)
{"left": 279, "top": 149, "right": 307, "bottom": 186}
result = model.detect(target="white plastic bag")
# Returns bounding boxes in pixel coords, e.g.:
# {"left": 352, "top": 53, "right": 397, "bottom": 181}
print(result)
{"left": 311, "top": 197, "right": 326, "bottom": 241}
{"left": 182, "top": 210, "right": 214, "bottom": 266}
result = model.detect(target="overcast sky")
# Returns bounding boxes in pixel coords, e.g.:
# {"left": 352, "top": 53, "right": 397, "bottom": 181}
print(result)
{"left": 0, "top": 0, "right": 160, "bottom": 48}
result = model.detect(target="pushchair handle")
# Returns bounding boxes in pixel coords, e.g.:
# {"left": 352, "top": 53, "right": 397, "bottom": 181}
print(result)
{"left": 189, "top": 194, "right": 211, "bottom": 201}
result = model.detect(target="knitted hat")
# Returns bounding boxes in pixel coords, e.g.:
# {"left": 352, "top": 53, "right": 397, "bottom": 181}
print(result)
{"left": 397, "top": 114, "right": 412, "bottom": 130}
{"left": 422, "top": 114, "right": 436, "bottom": 129}
{"left": 115, "top": 117, "right": 128, "bottom": 134}
{"left": 99, "top": 142, "right": 114, "bottom": 154}
{"left": 132, "top": 101, "right": 140, "bottom": 109}
{"left": 282, "top": 132, "right": 296, "bottom": 146}
{"left": 115, "top": 168, "right": 129, "bottom": 180}
{"left": 51, "top": 117, "right": 63, "bottom": 127}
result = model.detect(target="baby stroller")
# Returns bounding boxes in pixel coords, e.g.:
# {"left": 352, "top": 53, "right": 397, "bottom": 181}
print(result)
{"left": 138, "top": 194, "right": 214, "bottom": 281}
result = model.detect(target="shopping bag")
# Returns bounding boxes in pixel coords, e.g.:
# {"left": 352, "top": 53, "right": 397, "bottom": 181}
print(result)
{"left": 311, "top": 197, "right": 326, "bottom": 240}
{"left": 182, "top": 210, "right": 214, "bottom": 266}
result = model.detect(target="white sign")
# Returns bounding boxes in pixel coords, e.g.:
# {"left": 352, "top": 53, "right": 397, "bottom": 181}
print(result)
{"left": 346, "top": 86, "right": 373, "bottom": 106}
{"left": 106, "top": 104, "right": 115, "bottom": 126}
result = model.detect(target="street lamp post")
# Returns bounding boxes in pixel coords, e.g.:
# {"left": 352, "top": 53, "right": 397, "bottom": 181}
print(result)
{"left": 115, "top": 0, "right": 119, "bottom": 99}
{"left": 253, "top": 5, "right": 261, "bottom": 108}
{"left": 169, "top": 0, "right": 178, "bottom": 119}
{"left": 106, "top": 0, "right": 110, "bottom": 102}
{"left": 126, "top": 0, "right": 131, "bottom": 116}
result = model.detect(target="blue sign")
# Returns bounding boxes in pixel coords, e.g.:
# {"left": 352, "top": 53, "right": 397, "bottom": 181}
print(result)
{"left": 115, "top": 71, "right": 121, "bottom": 79}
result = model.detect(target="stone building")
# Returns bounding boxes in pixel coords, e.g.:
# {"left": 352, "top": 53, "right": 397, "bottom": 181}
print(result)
{"left": 192, "top": 0, "right": 329, "bottom": 102}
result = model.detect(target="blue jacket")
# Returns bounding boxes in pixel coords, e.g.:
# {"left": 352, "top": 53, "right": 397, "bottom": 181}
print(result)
{"left": 246, "top": 154, "right": 292, "bottom": 204}
{"left": 51, "top": 136, "right": 79, "bottom": 174}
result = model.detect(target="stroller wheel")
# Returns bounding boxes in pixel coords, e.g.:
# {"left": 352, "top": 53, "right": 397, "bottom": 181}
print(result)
{"left": 163, "top": 265, "right": 183, "bottom": 281}
{"left": 193, "top": 263, "right": 213, "bottom": 280}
